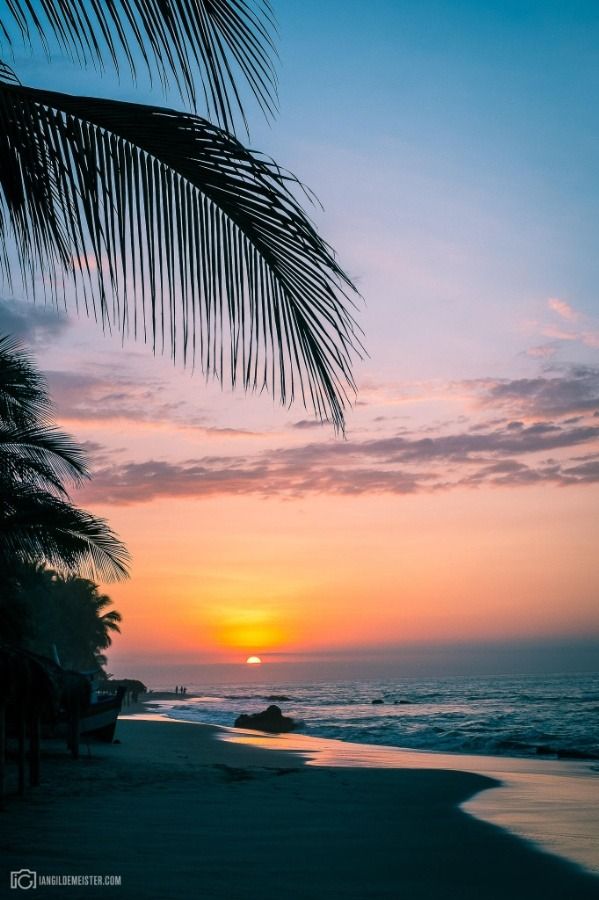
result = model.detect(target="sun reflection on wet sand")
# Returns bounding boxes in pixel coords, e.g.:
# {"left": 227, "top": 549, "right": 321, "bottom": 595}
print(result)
{"left": 218, "top": 726, "right": 599, "bottom": 876}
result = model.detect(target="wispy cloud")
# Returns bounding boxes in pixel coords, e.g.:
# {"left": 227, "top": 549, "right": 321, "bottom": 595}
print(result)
{"left": 291, "top": 419, "right": 329, "bottom": 430}
{"left": 548, "top": 297, "right": 579, "bottom": 322}
{"left": 539, "top": 297, "right": 599, "bottom": 350}
{"left": 79, "top": 410, "right": 599, "bottom": 505}
{"left": 43, "top": 354, "right": 599, "bottom": 506}
{"left": 472, "top": 366, "right": 599, "bottom": 417}
{"left": 358, "top": 366, "right": 599, "bottom": 419}
{"left": 46, "top": 368, "right": 259, "bottom": 437}
{"left": 0, "top": 298, "right": 70, "bottom": 346}
{"left": 46, "top": 369, "right": 185, "bottom": 425}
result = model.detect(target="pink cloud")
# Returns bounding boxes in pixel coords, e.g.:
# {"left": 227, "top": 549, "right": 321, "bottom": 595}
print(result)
{"left": 78, "top": 404, "right": 599, "bottom": 506}
{"left": 548, "top": 298, "right": 579, "bottom": 322}
{"left": 539, "top": 301, "right": 599, "bottom": 350}
{"left": 541, "top": 324, "right": 577, "bottom": 342}
{"left": 582, "top": 331, "right": 599, "bottom": 349}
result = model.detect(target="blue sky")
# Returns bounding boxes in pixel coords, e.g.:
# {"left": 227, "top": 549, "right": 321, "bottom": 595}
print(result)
{"left": 14, "top": 1, "right": 599, "bottom": 378}
{"left": 241, "top": 0, "right": 599, "bottom": 384}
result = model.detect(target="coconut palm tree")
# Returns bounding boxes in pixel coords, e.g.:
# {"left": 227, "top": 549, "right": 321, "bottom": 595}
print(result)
{"left": 0, "top": 2, "right": 360, "bottom": 430}
{"left": 41, "top": 571, "right": 123, "bottom": 671}
{"left": 5, "top": 563, "right": 123, "bottom": 670}
{"left": 0, "top": 334, "right": 129, "bottom": 582}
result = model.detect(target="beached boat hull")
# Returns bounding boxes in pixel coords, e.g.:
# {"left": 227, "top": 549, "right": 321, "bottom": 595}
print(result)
{"left": 50, "top": 687, "right": 125, "bottom": 743}
{"left": 79, "top": 690, "right": 125, "bottom": 742}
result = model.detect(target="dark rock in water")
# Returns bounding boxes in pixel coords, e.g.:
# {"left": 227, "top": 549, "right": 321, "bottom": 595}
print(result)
{"left": 536, "top": 745, "right": 555, "bottom": 756}
{"left": 234, "top": 704, "right": 296, "bottom": 733}
{"left": 265, "top": 694, "right": 293, "bottom": 702}
{"left": 371, "top": 698, "right": 384, "bottom": 705}
{"left": 394, "top": 699, "right": 413, "bottom": 705}
{"left": 557, "top": 748, "right": 599, "bottom": 760}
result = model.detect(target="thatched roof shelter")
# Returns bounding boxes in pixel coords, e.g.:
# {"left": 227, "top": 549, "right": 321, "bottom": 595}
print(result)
{"left": 0, "top": 643, "right": 92, "bottom": 801}
{"left": 0, "top": 643, "right": 90, "bottom": 717}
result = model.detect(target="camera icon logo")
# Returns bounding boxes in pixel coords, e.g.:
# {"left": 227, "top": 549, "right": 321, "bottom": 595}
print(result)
{"left": 10, "top": 870, "right": 37, "bottom": 890}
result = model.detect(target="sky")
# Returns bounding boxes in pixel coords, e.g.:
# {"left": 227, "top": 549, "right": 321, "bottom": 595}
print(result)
{"left": 2, "top": 0, "right": 599, "bottom": 682}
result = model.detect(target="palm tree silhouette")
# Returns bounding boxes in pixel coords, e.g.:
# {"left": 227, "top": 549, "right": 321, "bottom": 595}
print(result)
{"left": 45, "top": 572, "right": 123, "bottom": 671}
{"left": 0, "top": 335, "right": 129, "bottom": 582}
{"left": 4, "top": 562, "right": 123, "bottom": 670}
{"left": 0, "top": 3, "right": 360, "bottom": 429}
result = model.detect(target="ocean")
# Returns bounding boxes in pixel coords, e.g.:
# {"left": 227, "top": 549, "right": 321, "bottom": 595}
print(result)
{"left": 148, "top": 671, "right": 599, "bottom": 761}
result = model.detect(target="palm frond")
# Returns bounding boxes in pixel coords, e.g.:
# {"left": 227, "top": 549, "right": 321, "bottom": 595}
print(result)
{"left": 0, "top": 422, "right": 89, "bottom": 490}
{"left": 100, "top": 608, "right": 122, "bottom": 640}
{"left": 0, "top": 333, "right": 51, "bottom": 426}
{"left": 0, "top": 81, "right": 361, "bottom": 430}
{"left": 0, "top": 447, "right": 71, "bottom": 496}
{"left": 0, "top": 60, "right": 19, "bottom": 85}
{"left": 0, "top": 334, "right": 89, "bottom": 489}
{"left": 0, "top": 480, "right": 130, "bottom": 581}
{"left": 0, "top": 0, "right": 278, "bottom": 132}
{"left": 0, "top": 337, "right": 130, "bottom": 583}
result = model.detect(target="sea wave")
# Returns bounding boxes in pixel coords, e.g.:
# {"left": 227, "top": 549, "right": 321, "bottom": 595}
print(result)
{"left": 152, "top": 672, "right": 599, "bottom": 761}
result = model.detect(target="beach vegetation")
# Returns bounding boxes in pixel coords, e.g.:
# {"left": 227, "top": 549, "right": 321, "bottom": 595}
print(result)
{"left": 0, "top": 335, "right": 128, "bottom": 656}
{"left": 4, "top": 563, "right": 122, "bottom": 671}
{"left": 0, "top": 335, "right": 129, "bottom": 586}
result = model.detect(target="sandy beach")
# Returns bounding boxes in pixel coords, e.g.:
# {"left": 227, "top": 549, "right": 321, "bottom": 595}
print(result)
{"left": 3, "top": 716, "right": 599, "bottom": 900}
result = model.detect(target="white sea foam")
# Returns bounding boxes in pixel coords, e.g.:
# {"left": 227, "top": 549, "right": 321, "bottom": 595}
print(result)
{"left": 151, "top": 672, "right": 599, "bottom": 761}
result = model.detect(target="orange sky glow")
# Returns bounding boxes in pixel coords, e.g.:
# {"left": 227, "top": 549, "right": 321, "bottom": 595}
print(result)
{"left": 91, "top": 485, "right": 597, "bottom": 670}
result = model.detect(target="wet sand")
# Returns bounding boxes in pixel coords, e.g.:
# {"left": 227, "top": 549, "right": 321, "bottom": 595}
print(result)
{"left": 217, "top": 723, "right": 599, "bottom": 875}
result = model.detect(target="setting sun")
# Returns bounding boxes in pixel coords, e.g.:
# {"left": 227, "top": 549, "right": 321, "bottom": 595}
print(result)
{"left": 246, "top": 656, "right": 262, "bottom": 665}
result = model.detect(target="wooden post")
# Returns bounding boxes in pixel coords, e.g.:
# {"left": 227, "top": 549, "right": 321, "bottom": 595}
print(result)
{"left": 69, "top": 705, "right": 80, "bottom": 760}
{"left": 17, "top": 707, "right": 26, "bottom": 796}
{"left": 29, "top": 712, "right": 40, "bottom": 787}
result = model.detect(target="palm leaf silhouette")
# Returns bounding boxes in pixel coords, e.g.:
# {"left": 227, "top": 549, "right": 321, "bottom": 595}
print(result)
{"left": 0, "top": 78, "right": 360, "bottom": 429}
{"left": 0, "top": 0, "right": 277, "bottom": 132}
{"left": 0, "top": 335, "right": 129, "bottom": 581}
{"left": 0, "top": 483, "right": 130, "bottom": 581}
